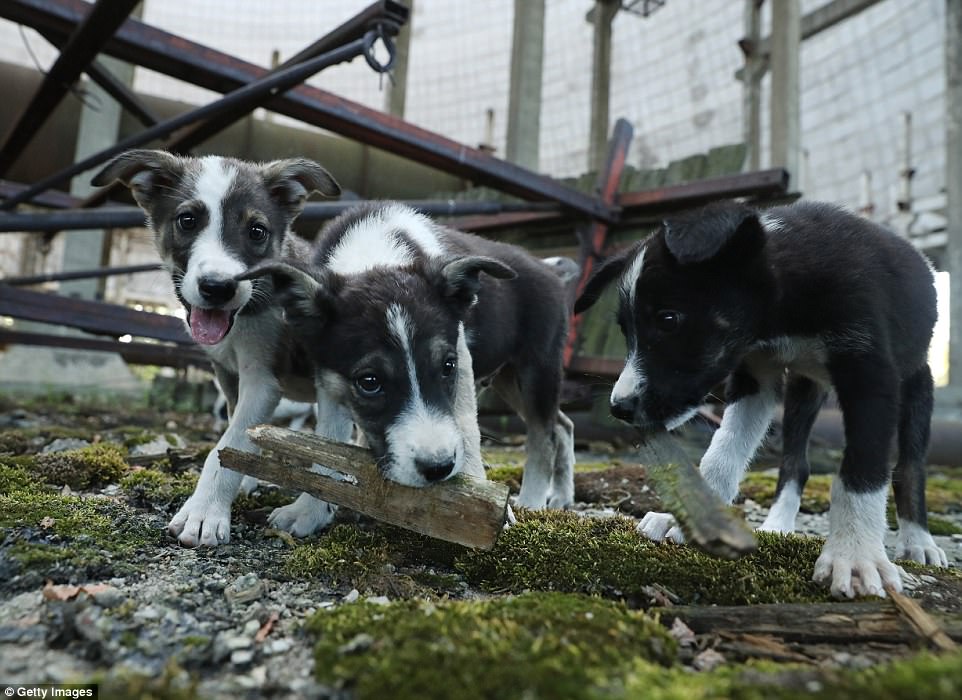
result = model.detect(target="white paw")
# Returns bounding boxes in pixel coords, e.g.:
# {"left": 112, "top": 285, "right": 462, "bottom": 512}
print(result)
{"left": 547, "top": 485, "right": 574, "bottom": 510}
{"left": 757, "top": 514, "right": 796, "bottom": 534}
{"left": 895, "top": 526, "right": 948, "bottom": 567}
{"left": 268, "top": 493, "right": 337, "bottom": 537}
{"left": 813, "top": 540, "right": 903, "bottom": 598}
{"left": 515, "top": 483, "right": 550, "bottom": 510}
{"left": 168, "top": 497, "right": 232, "bottom": 546}
{"left": 237, "top": 475, "right": 259, "bottom": 496}
{"left": 638, "top": 512, "right": 685, "bottom": 543}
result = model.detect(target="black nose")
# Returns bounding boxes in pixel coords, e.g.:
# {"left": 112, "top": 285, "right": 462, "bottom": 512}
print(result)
{"left": 198, "top": 277, "right": 237, "bottom": 305}
{"left": 416, "top": 458, "right": 455, "bottom": 483}
{"left": 610, "top": 396, "right": 637, "bottom": 422}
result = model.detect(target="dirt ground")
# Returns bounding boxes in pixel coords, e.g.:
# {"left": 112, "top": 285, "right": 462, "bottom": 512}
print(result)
{"left": 1, "top": 393, "right": 961, "bottom": 699}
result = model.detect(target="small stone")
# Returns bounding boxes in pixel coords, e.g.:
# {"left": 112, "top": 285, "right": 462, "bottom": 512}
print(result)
{"left": 225, "top": 574, "right": 264, "bottom": 605}
{"left": 231, "top": 649, "right": 255, "bottom": 666}
{"left": 951, "top": 533, "right": 962, "bottom": 542}
{"left": 134, "top": 605, "right": 162, "bottom": 622}
{"left": 692, "top": 648, "right": 726, "bottom": 672}
{"left": 91, "top": 586, "right": 125, "bottom": 609}
{"left": 920, "top": 574, "right": 938, "bottom": 584}
{"left": 130, "top": 434, "right": 186, "bottom": 457}
{"left": 366, "top": 596, "right": 390, "bottom": 606}
{"left": 338, "top": 633, "right": 374, "bottom": 655}
{"left": 42, "top": 438, "right": 91, "bottom": 453}
{"left": 243, "top": 619, "right": 261, "bottom": 636}
{"left": 264, "top": 638, "right": 293, "bottom": 656}
{"left": 343, "top": 589, "right": 360, "bottom": 604}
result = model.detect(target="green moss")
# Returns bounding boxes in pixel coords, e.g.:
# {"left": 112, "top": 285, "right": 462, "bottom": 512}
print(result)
{"left": 457, "top": 511, "right": 830, "bottom": 605}
{"left": 120, "top": 468, "right": 197, "bottom": 506}
{"left": 287, "top": 525, "right": 394, "bottom": 587}
{"left": 0, "top": 461, "right": 38, "bottom": 494}
{"left": 0, "top": 487, "right": 163, "bottom": 577}
{"left": 926, "top": 515, "right": 962, "bottom": 536}
{"left": 233, "top": 487, "right": 296, "bottom": 512}
{"left": 0, "top": 430, "right": 31, "bottom": 455}
{"left": 926, "top": 473, "right": 962, "bottom": 514}
{"left": 94, "top": 665, "right": 200, "bottom": 700}
{"left": 31, "top": 443, "right": 129, "bottom": 489}
{"left": 308, "top": 592, "right": 676, "bottom": 700}
{"left": 741, "top": 472, "right": 832, "bottom": 513}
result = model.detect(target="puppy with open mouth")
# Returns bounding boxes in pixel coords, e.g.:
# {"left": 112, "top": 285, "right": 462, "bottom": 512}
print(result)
{"left": 92, "top": 150, "right": 342, "bottom": 546}
{"left": 576, "top": 200, "right": 947, "bottom": 598}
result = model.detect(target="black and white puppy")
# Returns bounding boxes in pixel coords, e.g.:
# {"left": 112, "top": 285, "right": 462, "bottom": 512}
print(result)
{"left": 576, "top": 200, "right": 947, "bottom": 598}
{"left": 242, "top": 203, "right": 576, "bottom": 507}
{"left": 91, "top": 150, "right": 343, "bottom": 546}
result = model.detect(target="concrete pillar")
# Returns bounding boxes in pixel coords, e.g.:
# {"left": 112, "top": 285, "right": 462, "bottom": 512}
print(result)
{"left": 59, "top": 55, "right": 134, "bottom": 300}
{"left": 505, "top": 0, "right": 545, "bottom": 170}
{"left": 384, "top": 0, "right": 413, "bottom": 119}
{"left": 947, "top": 0, "right": 962, "bottom": 395}
{"left": 770, "top": 0, "right": 801, "bottom": 190}
{"left": 742, "top": 0, "right": 763, "bottom": 171}
{"left": 588, "top": 0, "right": 618, "bottom": 172}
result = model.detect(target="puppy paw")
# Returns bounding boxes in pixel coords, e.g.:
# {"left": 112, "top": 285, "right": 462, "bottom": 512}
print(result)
{"left": 638, "top": 512, "right": 685, "bottom": 543}
{"left": 547, "top": 488, "right": 574, "bottom": 510}
{"left": 813, "top": 541, "right": 903, "bottom": 598}
{"left": 237, "top": 475, "right": 259, "bottom": 496}
{"left": 168, "top": 498, "right": 231, "bottom": 546}
{"left": 515, "top": 483, "right": 549, "bottom": 510}
{"left": 895, "top": 526, "right": 948, "bottom": 567}
{"left": 756, "top": 515, "right": 796, "bottom": 534}
{"left": 268, "top": 493, "right": 336, "bottom": 537}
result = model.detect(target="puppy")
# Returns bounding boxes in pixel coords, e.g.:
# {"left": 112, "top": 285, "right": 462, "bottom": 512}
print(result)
{"left": 241, "top": 203, "right": 576, "bottom": 507}
{"left": 91, "top": 150, "right": 344, "bottom": 546}
{"left": 576, "top": 200, "right": 947, "bottom": 598}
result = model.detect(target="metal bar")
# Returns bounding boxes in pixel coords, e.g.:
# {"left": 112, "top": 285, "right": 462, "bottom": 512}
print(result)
{"left": 564, "top": 118, "right": 633, "bottom": 367}
{"left": 2, "top": 262, "right": 162, "bottom": 286}
{"left": 0, "top": 200, "right": 562, "bottom": 233}
{"left": 167, "top": 0, "right": 408, "bottom": 155}
{"left": 0, "top": 0, "right": 615, "bottom": 221}
{"left": 0, "top": 0, "right": 140, "bottom": 175}
{"left": 1, "top": 34, "right": 374, "bottom": 210}
{"left": 0, "top": 179, "right": 83, "bottom": 208}
{"left": 617, "top": 168, "right": 790, "bottom": 213}
{"left": 38, "top": 28, "right": 160, "bottom": 128}
{"left": 0, "top": 328, "right": 209, "bottom": 369}
{"left": 0, "top": 285, "right": 191, "bottom": 344}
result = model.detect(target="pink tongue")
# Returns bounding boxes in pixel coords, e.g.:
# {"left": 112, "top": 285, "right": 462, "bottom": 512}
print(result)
{"left": 190, "top": 308, "right": 232, "bottom": 345}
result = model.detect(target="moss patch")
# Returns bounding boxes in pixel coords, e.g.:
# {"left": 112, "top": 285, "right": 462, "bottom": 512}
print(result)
{"left": 741, "top": 472, "right": 832, "bottom": 513}
{"left": 30, "top": 443, "right": 129, "bottom": 489}
{"left": 120, "top": 468, "right": 198, "bottom": 507}
{"left": 927, "top": 515, "right": 962, "bottom": 536}
{"left": 0, "top": 485, "right": 164, "bottom": 581}
{"left": 457, "top": 510, "right": 830, "bottom": 605}
{"left": 307, "top": 592, "right": 676, "bottom": 700}
{"left": 925, "top": 473, "right": 962, "bottom": 514}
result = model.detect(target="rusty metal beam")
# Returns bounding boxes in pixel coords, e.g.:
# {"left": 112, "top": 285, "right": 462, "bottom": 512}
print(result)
{"left": 0, "top": 285, "right": 191, "bottom": 344}
{"left": 617, "top": 168, "right": 790, "bottom": 214}
{"left": 0, "top": 200, "right": 561, "bottom": 233}
{"left": 1, "top": 33, "right": 377, "bottom": 210}
{"left": 0, "top": 328, "right": 209, "bottom": 369}
{"left": 39, "top": 28, "right": 160, "bottom": 128}
{"left": 0, "top": 0, "right": 140, "bottom": 176}
{"left": 564, "top": 118, "right": 633, "bottom": 366}
{"left": 2, "top": 262, "right": 162, "bottom": 285}
{"left": 0, "top": 0, "right": 614, "bottom": 221}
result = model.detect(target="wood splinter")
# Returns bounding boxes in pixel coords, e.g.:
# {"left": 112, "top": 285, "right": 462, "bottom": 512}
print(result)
{"left": 218, "top": 425, "right": 510, "bottom": 550}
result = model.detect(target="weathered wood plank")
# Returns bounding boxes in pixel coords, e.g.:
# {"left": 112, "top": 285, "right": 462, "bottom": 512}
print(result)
{"left": 639, "top": 432, "right": 757, "bottom": 560}
{"left": 219, "top": 425, "right": 510, "bottom": 550}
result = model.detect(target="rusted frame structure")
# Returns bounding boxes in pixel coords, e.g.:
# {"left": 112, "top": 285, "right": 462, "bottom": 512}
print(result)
{"left": 0, "top": 0, "right": 789, "bottom": 374}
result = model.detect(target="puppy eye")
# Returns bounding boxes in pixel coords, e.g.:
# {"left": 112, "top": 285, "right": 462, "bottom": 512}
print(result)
{"left": 442, "top": 357, "right": 456, "bottom": 378}
{"left": 249, "top": 223, "right": 269, "bottom": 243}
{"left": 355, "top": 374, "right": 382, "bottom": 396}
{"left": 176, "top": 213, "right": 197, "bottom": 232}
{"left": 654, "top": 310, "right": 683, "bottom": 333}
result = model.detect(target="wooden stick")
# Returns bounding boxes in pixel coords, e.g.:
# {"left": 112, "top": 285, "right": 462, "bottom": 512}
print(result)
{"left": 663, "top": 601, "right": 962, "bottom": 645}
{"left": 218, "top": 425, "right": 510, "bottom": 550}
{"left": 886, "top": 585, "right": 959, "bottom": 651}
{"left": 639, "top": 431, "right": 757, "bottom": 560}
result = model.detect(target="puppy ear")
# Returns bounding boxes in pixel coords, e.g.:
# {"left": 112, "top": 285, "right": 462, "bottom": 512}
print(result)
{"left": 89, "top": 149, "right": 184, "bottom": 210}
{"left": 663, "top": 203, "right": 765, "bottom": 265}
{"left": 261, "top": 159, "right": 341, "bottom": 218}
{"left": 436, "top": 256, "right": 516, "bottom": 307}
{"left": 574, "top": 245, "right": 636, "bottom": 314}
{"left": 237, "top": 261, "right": 334, "bottom": 321}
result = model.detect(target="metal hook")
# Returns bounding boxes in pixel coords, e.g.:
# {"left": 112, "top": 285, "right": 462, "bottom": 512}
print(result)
{"left": 362, "top": 24, "right": 397, "bottom": 74}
